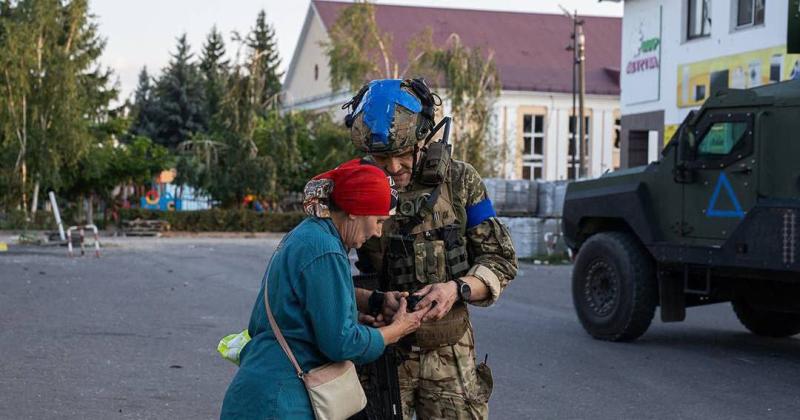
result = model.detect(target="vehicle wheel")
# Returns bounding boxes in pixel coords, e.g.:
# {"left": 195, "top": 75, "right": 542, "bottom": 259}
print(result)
{"left": 572, "top": 232, "right": 657, "bottom": 342}
{"left": 731, "top": 299, "right": 800, "bottom": 338}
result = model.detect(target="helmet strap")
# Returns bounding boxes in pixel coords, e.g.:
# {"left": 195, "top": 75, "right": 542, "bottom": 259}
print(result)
{"left": 411, "top": 143, "right": 420, "bottom": 181}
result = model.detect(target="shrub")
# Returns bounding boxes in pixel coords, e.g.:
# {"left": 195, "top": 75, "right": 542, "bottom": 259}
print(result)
{"left": 0, "top": 208, "right": 99, "bottom": 230}
{"left": 118, "top": 208, "right": 305, "bottom": 232}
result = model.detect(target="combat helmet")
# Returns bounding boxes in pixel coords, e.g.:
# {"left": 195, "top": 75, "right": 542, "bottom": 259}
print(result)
{"left": 344, "top": 78, "right": 440, "bottom": 156}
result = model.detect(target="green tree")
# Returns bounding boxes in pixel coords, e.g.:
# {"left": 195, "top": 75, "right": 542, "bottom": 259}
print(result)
{"left": 173, "top": 135, "right": 228, "bottom": 197}
{"left": 115, "top": 136, "right": 173, "bottom": 187}
{"left": 299, "top": 112, "right": 356, "bottom": 178}
{"left": 254, "top": 111, "right": 306, "bottom": 199}
{"left": 151, "top": 34, "right": 207, "bottom": 150}
{"left": 190, "top": 109, "right": 351, "bottom": 208}
{"left": 129, "top": 67, "right": 158, "bottom": 139}
{"left": 173, "top": 27, "right": 228, "bottom": 198}
{"left": 246, "top": 10, "right": 282, "bottom": 110}
{"left": 410, "top": 33, "right": 501, "bottom": 175}
{"left": 0, "top": 0, "right": 119, "bottom": 213}
{"left": 323, "top": 0, "right": 396, "bottom": 91}
{"left": 204, "top": 48, "right": 267, "bottom": 206}
{"left": 200, "top": 26, "right": 229, "bottom": 130}
{"left": 199, "top": 10, "right": 287, "bottom": 208}
{"left": 204, "top": 133, "right": 271, "bottom": 208}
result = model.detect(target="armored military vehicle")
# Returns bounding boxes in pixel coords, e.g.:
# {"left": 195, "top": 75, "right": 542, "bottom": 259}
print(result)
{"left": 563, "top": 79, "right": 800, "bottom": 341}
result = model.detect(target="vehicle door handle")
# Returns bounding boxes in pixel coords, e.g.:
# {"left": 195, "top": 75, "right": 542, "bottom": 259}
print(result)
{"left": 731, "top": 166, "right": 752, "bottom": 175}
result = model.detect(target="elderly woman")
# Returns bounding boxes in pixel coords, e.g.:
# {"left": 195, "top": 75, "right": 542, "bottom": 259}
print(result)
{"left": 220, "top": 159, "right": 424, "bottom": 419}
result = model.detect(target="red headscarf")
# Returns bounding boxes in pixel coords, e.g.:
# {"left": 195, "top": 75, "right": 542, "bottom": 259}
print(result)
{"left": 312, "top": 159, "right": 396, "bottom": 216}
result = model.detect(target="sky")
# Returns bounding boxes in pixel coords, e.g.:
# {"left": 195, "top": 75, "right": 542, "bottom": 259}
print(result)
{"left": 90, "top": 0, "right": 624, "bottom": 103}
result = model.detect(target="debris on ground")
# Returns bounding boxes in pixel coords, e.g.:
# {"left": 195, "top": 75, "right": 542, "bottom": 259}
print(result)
{"left": 122, "top": 218, "right": 170, "bottom": 237}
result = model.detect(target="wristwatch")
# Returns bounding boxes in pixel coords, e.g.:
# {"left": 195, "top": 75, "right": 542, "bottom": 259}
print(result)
{"left": 453, "top": 278, "right": 471, "bottom": 303}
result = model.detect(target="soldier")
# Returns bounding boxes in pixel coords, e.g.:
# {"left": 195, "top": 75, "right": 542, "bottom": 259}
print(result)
{"left": 345, "top": 78, "right": 518, "bottom": 419}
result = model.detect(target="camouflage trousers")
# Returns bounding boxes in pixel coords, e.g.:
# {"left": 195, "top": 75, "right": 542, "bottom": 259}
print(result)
{"left": 396, "top": 324, "right": 493, "bottom": 420}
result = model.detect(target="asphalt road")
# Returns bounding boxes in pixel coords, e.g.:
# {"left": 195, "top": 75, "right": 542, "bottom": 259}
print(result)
{"left": 1, "top": 236, "right": 799, "bottom": 419}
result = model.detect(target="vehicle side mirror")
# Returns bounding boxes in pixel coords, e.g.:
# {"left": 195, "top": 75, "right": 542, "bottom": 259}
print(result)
{"left": 673, "top": 126, "right": 696, "bottom": 184}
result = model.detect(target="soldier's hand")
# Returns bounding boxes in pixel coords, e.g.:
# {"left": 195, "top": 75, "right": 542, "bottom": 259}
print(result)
{"left": 381, "top": 291, "right": 408, "bottom": 322}
{"left": 413, "top": 282, "right": 459, "bottom": 322}
{"left": 358, "top": 312, "right": 387, "bottom": 327}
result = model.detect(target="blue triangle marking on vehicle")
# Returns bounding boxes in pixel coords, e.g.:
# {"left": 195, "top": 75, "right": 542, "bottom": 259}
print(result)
{"left": 706, "top": 172, "right": 745, "bottom": 219}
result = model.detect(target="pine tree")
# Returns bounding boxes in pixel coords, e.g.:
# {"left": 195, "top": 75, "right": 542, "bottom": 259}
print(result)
{"left": 194, "top": 11, "right": 289, "bottom": 207}
{"left": 129, "top": 67, "right": 158, "bottom": 139}
{"left": 246, "top": 10, "right": 282, "bottom": 111}
{"left": 151, "top": 34, "right": 207, "bottom": 150}
{"left": 200, "top": 26, "right": 228, "bottom": 130}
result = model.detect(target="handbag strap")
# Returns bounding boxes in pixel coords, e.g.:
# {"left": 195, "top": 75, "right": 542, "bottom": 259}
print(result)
{"left": 263, "top": 261, "right": 306, "bottom": 379}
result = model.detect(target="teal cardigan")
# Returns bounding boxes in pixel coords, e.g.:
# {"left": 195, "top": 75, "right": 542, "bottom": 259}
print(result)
{"left": 221, "top": 218, "right": 385, "bottom": 419}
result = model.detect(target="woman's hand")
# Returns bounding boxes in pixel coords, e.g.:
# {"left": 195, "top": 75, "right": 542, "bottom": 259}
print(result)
{"left": 358, "top": 312, "right": 386, "bottom": 327}
{"left": 358, "top": 291, "right": 408, "bottom": 327}
{"left": 381, "top": 291, "right": 408, "bottom": 322}
{"left": 379, "top": 298, "right": 425, "bottom": 345}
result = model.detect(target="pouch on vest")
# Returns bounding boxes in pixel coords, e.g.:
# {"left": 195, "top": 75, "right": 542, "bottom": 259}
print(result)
{"left": 473, "top": 360, "right": 494, "bottom": 404}
{"left": 441, "top": 224, "right": 470, "bottom": 278}
{"left": 414, "top": 240, "right": 447, "bottom": 284}
{"left": 418, "top": 141, "right": 451, "bottom": 186}
{"left": 414, "top": 302, "right": 470, "bottom": 349}
{"left": 387, "top": 235, "right": 416, "bottom": 286}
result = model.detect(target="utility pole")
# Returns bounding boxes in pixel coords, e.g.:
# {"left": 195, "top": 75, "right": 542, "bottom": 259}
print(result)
{"left": 577, "top": 23, "right": 587, "bottom": 178}
{"left": 561, "top": 6, "right": 585, "bottom": 180}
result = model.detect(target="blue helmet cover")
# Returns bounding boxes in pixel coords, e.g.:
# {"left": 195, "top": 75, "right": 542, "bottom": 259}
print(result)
{"left": 353, "top": 79, "right": 422, "bottom": 147}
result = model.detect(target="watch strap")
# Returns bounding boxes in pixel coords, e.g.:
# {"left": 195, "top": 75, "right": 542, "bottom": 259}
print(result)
{"left": 453, "top": 279, "right": 467, "bottom": 302}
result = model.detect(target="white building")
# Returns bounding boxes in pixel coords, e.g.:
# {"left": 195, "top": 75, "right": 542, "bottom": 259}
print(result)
{"left": 284, "top": 0, "right": 623, "bottom": 180}
{"left": 616, "top": 0, "right": 800, "bottom": 167}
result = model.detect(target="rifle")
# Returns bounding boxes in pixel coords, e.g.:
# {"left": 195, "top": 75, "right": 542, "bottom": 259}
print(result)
{"left": 351, "top": 346, "right": 403, "bottom": 420}
{"left": 352, "top": 273, "right": 404, "bottom": 420}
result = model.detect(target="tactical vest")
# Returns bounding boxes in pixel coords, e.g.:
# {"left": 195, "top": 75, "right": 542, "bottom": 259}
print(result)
{"left": 384, "top": 179, "right": 471, "bottom": 290}
{"left": 379, "top": 169, "right": 472, "bottom": 349}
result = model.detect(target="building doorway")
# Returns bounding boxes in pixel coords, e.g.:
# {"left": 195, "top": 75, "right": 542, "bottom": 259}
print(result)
{"left": 628, "top": 130, "right": 650, "bottom": 167}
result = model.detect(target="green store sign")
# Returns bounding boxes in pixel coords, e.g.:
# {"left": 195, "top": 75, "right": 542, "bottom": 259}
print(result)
{"left": 626, "top": 37, "right": 661, "bottom": 74}
{"left": 639, "top": 38, "right": 661, "bottom": 54}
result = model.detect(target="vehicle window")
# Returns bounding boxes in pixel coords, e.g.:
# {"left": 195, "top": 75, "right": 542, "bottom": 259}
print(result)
{"left": 697, "top": 122, "right": 748, "bottom": 157}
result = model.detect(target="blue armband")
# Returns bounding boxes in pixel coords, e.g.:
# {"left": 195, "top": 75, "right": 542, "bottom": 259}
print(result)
{"left": 466, "top": 198, "right": 496, "bottom": 229}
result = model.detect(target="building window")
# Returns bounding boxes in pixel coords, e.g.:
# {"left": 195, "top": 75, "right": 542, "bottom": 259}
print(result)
{"left": 736, "top": 0, "right": 765, "bottom": 28}
{"left": 521, "top": 114, "right": 544, "bottom": 180}
{"left": 314, "top": 64, "right": 319, "bottom": 81}
{"left": 687, "top": 0, "right": 712, "bottom": 39}
{"left": 567, "top": 115, "right": 591, "bottom": 180}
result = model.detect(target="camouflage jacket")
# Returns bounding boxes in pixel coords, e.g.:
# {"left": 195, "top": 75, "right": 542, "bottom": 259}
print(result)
{"left": 357, "top": 159, "right": 518, "bottom": 307}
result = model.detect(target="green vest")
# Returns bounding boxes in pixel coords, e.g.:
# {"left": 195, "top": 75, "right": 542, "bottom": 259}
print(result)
{"left": 360, "top": 170, "right": 470, "bottom": 292}
{"left": 356, "top": 162, "right": 475, "bottom": 349}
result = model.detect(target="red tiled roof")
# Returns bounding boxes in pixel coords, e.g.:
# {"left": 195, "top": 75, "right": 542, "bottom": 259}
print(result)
{"left": 313, "top": 1, "right": 621, "bottom": 95}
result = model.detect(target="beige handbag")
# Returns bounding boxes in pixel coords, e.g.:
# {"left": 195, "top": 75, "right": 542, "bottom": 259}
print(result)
{"left": 263, "top": 268, "right": 367, "bottom": 420}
